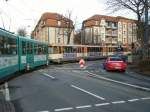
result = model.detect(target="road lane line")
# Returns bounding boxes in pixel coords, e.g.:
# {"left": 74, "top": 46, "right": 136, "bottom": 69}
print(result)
{"left": 42, "top": 73, "right": 56, "bottom": 79}
{"left": 38, "top": 110, "right": 50, "bottom": 112}
{"left": 52, "top": 96, "right": 150, "bottom": 111}
{"left": 95, "top": 103, "right": 110, "bottom": 107}
{"left": 128, "top": 99, "right": 139, "bottom": 102}
{"left": 87, "top": 71, "right": 150, "bottom": 91}
{"left": 54, "top": 107, "right": 73, "bottom": 111}
{"left": 71, "top": 85, "right": 105, "bottom": 100}
{"left": 112, "top": 101, "right": 126, "bottom": 104}
{"left": 141, "top": 97, "right": 150, "bottom": 100}
{"left": 76, "top": 105, "right": 92, "bottom": 109}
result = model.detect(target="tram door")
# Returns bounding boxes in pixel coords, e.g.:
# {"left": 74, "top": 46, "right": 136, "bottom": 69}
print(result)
{"left": 26, "top": 42, "right": 34, "bottom": 70}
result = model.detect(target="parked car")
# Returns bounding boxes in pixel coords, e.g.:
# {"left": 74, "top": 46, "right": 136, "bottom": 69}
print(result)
{"left": 103, "top": 56, "right": 127, "bottom": 72}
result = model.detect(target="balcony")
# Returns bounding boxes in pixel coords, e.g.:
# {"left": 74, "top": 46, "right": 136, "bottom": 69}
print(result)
{"left": 112, "top": 33, "right": 118, "bottom": 37}
{"left": 112, "top": 26, "right": 117, "bottom": 29}
{"left": 112, "top": 38, "right": 118, "bottom": 43}
{"left": 106, "top": 33, "right": 112, "bottom": 36}
{"left": 105, "top": 38, "right": 112, "bottom": 43}
{"left": 106, "top": 25, "right": 112, "bottom": 29}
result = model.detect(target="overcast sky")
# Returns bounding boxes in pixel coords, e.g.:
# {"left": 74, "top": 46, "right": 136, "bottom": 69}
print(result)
{"left": 0, "top": 0, "right": 136, "bottom": 35}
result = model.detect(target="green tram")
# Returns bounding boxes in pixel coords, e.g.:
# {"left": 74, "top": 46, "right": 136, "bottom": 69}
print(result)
{"left": 0, "top": 28, "right": 48, "bottom": 81}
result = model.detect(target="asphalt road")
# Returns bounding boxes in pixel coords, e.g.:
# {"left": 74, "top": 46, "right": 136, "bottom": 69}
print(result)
{"left": 7, "top": 60, "right": 150, "bottom": 112}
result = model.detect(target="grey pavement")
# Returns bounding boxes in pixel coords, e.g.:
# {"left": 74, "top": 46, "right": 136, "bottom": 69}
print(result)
{"left": 7, "top": 60, "right": 150, "bottom": 112}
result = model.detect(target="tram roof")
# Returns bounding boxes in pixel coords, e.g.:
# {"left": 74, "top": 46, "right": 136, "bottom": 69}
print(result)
{"left": 0, "top": 27, "right": 17, "bottom": 39}
{"left": 18, "top": 36, "right": 48, "bottom": 45}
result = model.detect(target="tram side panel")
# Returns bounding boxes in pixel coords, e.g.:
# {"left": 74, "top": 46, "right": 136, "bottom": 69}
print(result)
{"left": 19, "top": 37, "right": 49, "bottom": 71}
{"left": 48, "top": 46, "right": 63, "bottom": 63}
{"left": 33, "top": 43, "right": 48, "bottom": 67}
{"left": 0, "top": 29, "right": 19, "bottom": 80}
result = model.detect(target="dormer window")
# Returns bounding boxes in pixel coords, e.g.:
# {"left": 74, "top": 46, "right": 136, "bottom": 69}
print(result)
{"left": 95, "top": 21, "right": 99, "bottom": 25}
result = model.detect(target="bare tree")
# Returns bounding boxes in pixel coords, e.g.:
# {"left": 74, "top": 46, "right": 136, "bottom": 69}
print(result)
{"left": 57, "top": 10, "right": 75, "bottom": 44}
{"left": 106, "top": 0, "right": 145, "bottom": 21}
{"left": 74, "top": 30, "right": 81, "bottom": 44}
{"left": 17, "top": 27, "right": 27, "bottom": 37}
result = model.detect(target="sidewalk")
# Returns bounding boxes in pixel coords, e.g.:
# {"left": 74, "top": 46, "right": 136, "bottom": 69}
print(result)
{"left": 128, "top": 64, "right": 150, "bottom": 77}
{"left": 0, "top": 85, "right": 15, "bottom": 112}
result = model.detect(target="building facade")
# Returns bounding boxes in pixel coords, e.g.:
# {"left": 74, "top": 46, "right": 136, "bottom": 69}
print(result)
{"left": 82, "top": 15, "right": 138, "bottom": 49}
{"left": 31, "top": 12, "right": 74, "bottom": 45}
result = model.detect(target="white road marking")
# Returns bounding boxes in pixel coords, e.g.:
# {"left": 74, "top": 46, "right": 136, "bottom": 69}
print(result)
{"left": 72, "top": 70, "right": 80, "bottom": 73}
{"left": 141, "top": 97, "right": 150, "bottom": 100}
{"left": 4, "top": 82, "right": 10, "bottom": 101}
{"left": 87, "top": 71, "right": 150, "bottom": 91}
{"left": 38, "top": 110, "right": 50, "bottom": 112}
{"left": 112, "top": 101, "right": 126, "bottom": 104}
{"left": 54, "top": 107, "right": 73, "bottom": 111}
{"left": 42, "top": 73, "right": 56, "bottom": 79}
{"left": 76, "top": 105, "right": 92, "bottom": 109}
{"left": 128, "top": 99, "right": 139, "bottom": 102}
{"left": 71, "top": 85, "right": 105, "bottom": 100}
{"left": 95, "top": 103, "right": 110, "bottom": 106}
{"left": 52, "top": 96, "right": 150, "bottom": 111}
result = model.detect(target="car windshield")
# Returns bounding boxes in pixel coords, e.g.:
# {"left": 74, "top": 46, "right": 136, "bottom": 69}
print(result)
{"left": 109, "top": 57, "right": 123, "bottom": 61}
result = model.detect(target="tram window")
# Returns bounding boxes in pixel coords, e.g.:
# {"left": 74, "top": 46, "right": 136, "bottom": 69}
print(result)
{"left": 58, "top": 47, "right": 61, "bottom": 53}
{"left": 22, "top": 41, "right": 26, "bottom": 55}
{"left": 38, "top": 45, "right": 42, "bottom": 54}
{"left": 27, "top": 42, "right": 33, "bottom": 54}
{"left": 0, "top": 36, "right": 17, "bottom": 55}
{"left": 73, "top": 48, "right": 76, "bottom": 53}
{"left": 42, "top": 45, "right": 47, "bottom": 54}
{"left": 44, "top": 46, "right": 48, "bottom": 54}
{"left": 9, "top": 37, "right": 17, "bottom": 55}
{"left": 34, "top": 44, "right": 38, "bottom": 55}
{"left": 48, "top": 47, "right": 53, "bottom": 54}
{"left": 52, "top": 47, "right": 60, "bottom": 54}
{"left": 78, "top": 48, "right": 81, "bottom": 53}
{"left": 64, "top": 47, "right": 69, "bottom": 53}
{"left": 0, "top": 36, "right": 3, "bottom": 55}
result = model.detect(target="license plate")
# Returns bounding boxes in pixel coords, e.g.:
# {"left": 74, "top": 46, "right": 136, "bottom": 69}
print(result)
{"left": 115, "top": 66, "right": 121, "bottom": 69}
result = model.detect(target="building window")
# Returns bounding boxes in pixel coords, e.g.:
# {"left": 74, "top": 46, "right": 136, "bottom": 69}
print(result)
{"left": 107, "top": 21, "right": 111, "bottom": 27}
{"left": 123, "top": 38, "right": 126, "bottom": 43}
{"left": 123, "top": 24, "right": 126, "bottom": 29}
{"left": 58, "top": 38, "right": 61, "bottom": 43}
{"left": 123, "top": 31, "right": 126, "bottom": 35}
{"left": 58, "top": 21, "right": 61, "bottom": 26}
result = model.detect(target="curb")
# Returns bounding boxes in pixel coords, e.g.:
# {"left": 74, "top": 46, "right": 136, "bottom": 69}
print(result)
{"left": 127, "top": 65, "right": 150, "bottom": 77}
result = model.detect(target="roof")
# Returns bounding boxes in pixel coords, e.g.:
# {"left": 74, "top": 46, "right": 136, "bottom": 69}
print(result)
{"left": 83, "top": 14, "right": 137, "bottom": 23}
{"left": 84, "top": 15, "right": 118, "bottom": 22}
{"left": 40, "top": 12, "right": 71, "bottom": 22}
{"left": 32, "top": 12, "right": 74, "bottom": 32}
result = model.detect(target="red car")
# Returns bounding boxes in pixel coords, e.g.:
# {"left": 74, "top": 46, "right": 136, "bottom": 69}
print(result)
{"left": 104, "top": 57, "right": 127, "bottom": 72}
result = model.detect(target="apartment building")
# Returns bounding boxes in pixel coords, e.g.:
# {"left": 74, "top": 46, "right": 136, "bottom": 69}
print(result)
{"left": 82, "top": 15, "right": 138, "bottom": 48}
{"left": 31, "top": 12, "right": 74, "bottom": 45}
